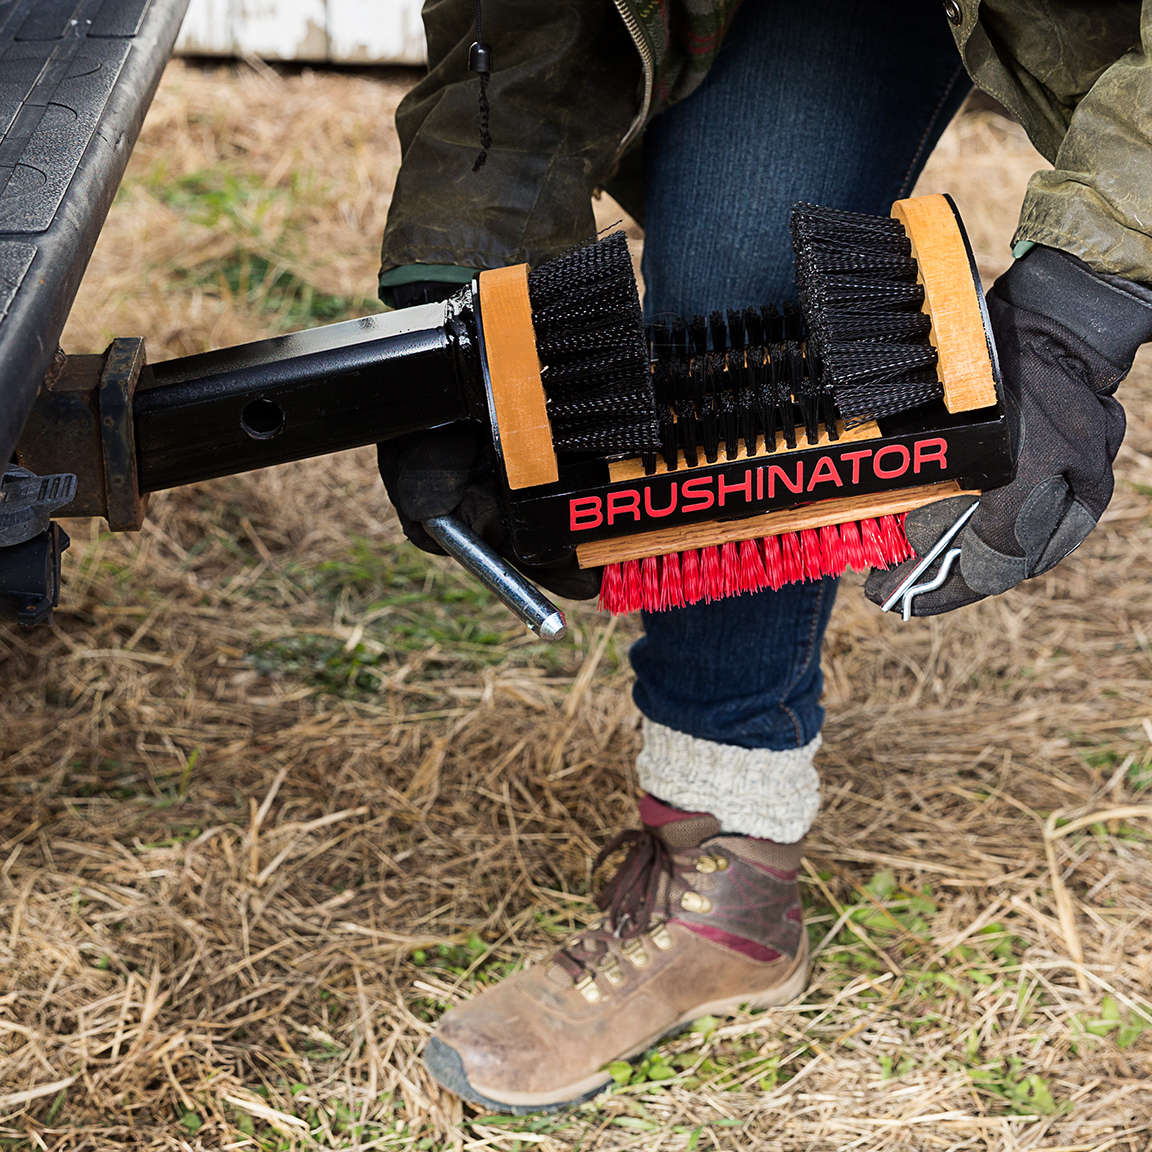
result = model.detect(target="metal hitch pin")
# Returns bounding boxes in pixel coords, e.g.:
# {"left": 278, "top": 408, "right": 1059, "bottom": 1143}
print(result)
{"left": 423, "top": 514, "right": 567, "bottom": 641}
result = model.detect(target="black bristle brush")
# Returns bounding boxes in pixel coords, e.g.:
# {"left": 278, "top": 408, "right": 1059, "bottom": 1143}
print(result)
{"left": 639, "top": 205, "right": 952, "bottom": 466}
{"left": 792, "top": 202, "right": 944, "bottom": 425}
{"left": 524, "top": 231, "right": 658, "bottom": 457}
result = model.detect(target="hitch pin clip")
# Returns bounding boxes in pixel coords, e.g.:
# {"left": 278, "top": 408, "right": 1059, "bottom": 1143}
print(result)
{"left": 880, "top": 500, "right": 979, "bottom": 622}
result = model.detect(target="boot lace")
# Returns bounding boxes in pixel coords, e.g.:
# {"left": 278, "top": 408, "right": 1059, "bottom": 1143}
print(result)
{"left": 552, "top": 829, "right": 688, "bottom": 981}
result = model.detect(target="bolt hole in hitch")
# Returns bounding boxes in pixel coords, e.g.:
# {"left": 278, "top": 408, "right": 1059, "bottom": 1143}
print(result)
{"left": 240, "top": 398, "right": 285, "bottom": 440}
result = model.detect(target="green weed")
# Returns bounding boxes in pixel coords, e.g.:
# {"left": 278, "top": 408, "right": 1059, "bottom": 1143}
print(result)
{"left": 250, "top": 541, "right": 565, "bottom": 696}
{"left": 878, "top": 1054, "right": 916, "bottom": 1079}
{"left": 408, "top": 936, "right": 522, "bottom": 1023}
{"left": 1073, "top": 996, "right": 1151, "bottom": 1050}
{"left": 967, "top": 1058, "right": 1058, "bottom": 1115}
{"left": 250, "top": 633, "right": 387, "bottom": 696}
{"left": 177, "top": 247, "right": 382, "bottom": 330}
{"left": 140, "top": 166, "right": 382, "bottom": 331}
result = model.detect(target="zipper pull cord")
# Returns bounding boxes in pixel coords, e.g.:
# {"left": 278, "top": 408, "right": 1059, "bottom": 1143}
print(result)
{"left": 468, "top": 0, "right": 492, "bottom": 172}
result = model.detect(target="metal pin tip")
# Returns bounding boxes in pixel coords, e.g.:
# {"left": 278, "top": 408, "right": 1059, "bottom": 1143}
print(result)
{"left": 537, "top": 611, "right": 567, "bottom": 641}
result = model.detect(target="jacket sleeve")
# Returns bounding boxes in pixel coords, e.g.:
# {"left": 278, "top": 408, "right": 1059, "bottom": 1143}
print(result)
{"left": 379, "top": 0, "right": 641, "bottom": 294}
{"left": 1013, "top": 4, "right": 1152, "bottom": 281}
{"left": 957, "top": 0, "right": 1152, "bottom": 281}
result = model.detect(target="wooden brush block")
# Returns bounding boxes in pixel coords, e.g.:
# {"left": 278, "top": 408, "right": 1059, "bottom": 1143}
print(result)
{"left": 607, "top": 419, "right": 882, "bottom": 482}
{"left": 477, "top": 265, "right": 559, "bottom": 490}
{"left": 575, "top": 480, "right": 976, "bottom": 567}
{"left": 891, "top": 194, "right": 998, "bottom": 414}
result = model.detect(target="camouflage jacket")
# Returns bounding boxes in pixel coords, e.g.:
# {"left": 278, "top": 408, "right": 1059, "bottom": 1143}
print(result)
{"left": 379, "top": 0, "right": 1152, "bottom": 297}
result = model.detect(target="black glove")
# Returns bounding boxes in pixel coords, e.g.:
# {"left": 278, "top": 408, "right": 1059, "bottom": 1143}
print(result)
{"left": 866, "top": 245, "right": 1152, "bottom": 616}
{"left": 377, "top": 424, "right": 602, "bottom": 601}
{"left": 377, "top": 280, "right": 600, "bottom": 600}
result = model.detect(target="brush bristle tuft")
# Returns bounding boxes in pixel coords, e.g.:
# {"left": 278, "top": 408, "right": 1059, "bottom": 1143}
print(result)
{"left": 792, "top": 203, "right": 945, "bottom": 425}
{"left": 527, "top": 232, "right": 658, "bottom": 458}
{"left": 682, "top": 549, "right": 703, "bottom": 604}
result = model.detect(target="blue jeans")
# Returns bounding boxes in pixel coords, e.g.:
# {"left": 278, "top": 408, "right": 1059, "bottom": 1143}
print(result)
{"left": 631, "top": 0, "right": 971, "bottom": 751}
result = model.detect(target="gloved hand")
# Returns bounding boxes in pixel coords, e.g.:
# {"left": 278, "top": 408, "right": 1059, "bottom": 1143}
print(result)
{"left": 866, "top": 245, "right": 1152, "bottom": 616}
{"left": 377, "top": 278, "right": 600, "bottom": 600}
{"left": 377, "top": 424, "right": 602, "bottom": 601}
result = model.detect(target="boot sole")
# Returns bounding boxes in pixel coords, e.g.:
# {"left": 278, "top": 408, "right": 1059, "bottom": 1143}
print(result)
{"left": 424, "top": 947, "right": 810, "bottom": 1114}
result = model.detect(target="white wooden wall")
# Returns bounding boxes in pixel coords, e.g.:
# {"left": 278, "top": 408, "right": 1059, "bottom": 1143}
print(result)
{"left": 176, "top": 0, "right": 427, "bottom": 65}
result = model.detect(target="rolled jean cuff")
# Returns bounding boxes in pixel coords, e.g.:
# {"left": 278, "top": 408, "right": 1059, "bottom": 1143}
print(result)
{"left": 635, "top": 718, "right": 821, "bottom": 843}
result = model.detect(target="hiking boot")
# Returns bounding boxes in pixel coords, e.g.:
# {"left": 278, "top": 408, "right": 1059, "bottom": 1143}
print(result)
{"left": 423, "top": 797, "right": 808, "bottom": 1112}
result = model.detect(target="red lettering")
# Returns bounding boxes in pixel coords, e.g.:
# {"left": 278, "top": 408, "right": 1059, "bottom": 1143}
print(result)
{"left": 756, "top": 467, "right": 764, "bottom": 500}
{"left": 873, "top": 444, "right": 910, "bottom": 479}
{"left": 569, "top": 496, "right": 603, "bottom": 531}
{"left": 644, "top": 484, "right": 678, "bottom": 517}
{"left": 806, "top": 455, "right": 843, "bottom": 491}
{"left": 840, "top": 449, "right": 872, "bottom": 484}
{"left": 681, "top": 476, "right": 715, "bottom": 513}
{"left": 607, "top": 490, "right": 641, "bottom": 525}
{"left": 718, "top": 469, "right": 753, "bottom": 507}
{"left": 767, "top": 461, "right": 803, "bottom": 498}
{"left": 914, "top": 437, "right": 948, "bottom": 473}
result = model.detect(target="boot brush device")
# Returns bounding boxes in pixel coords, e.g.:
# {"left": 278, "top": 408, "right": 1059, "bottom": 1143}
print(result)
{"left": 12, "top": 194, "right": 1012, "bottom": 632}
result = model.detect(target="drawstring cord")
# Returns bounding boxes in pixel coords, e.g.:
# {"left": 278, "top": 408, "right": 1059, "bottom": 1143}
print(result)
{"left": 468, "top": 0, "right": 492, "bottom": 171}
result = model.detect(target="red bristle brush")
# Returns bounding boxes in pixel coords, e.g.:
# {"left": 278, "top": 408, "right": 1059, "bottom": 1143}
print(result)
{"left": 598, "top": 513, "right": 912, "bottom": 614}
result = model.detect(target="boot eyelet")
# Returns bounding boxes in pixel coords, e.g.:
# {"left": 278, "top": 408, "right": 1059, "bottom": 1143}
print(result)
{"left": 575, "top": 972, "right": 602, "bottom": 1002}
{"left": 695, "top": 854, "right": 729, "bottom": 873}
{"left": 714, "top": 855, "right": 728, "bottom": 871}
{"left": 649, "top": 924, "right": 674, "bottom": 950}
{"left": 681, "top": 891, "right": 712, "bottom": 914}
{"left": 601, "top": 958, "right": 625, "bottom": 985}
{"left": 622, "top": 938, "right": 650, "bottom": 968}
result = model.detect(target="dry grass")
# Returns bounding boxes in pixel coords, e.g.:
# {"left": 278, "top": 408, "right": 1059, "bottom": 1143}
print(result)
{"left": 2, "top": 62, "right": 1150, "bottom": 1150}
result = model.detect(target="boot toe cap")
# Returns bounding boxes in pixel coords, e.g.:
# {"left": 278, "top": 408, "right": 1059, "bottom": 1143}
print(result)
{"left": 423, "top": 1036, "right": 556, "bottom": 1115}
{"left": 424, "top": 1034, "right": 609, "bottom": 1114}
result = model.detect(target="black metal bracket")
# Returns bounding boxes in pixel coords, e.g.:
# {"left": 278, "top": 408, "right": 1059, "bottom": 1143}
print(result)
{"left": 16, "top": 338, "right": 150, "bottom": 530}
{"left": 0, "top": 523, "right": 71, "bottom": 627}
{"left": 98, "top": 338, "right": 150, "bottom": 530}
{"left": 0, "top": 465, "right": 76, "bottom": 627}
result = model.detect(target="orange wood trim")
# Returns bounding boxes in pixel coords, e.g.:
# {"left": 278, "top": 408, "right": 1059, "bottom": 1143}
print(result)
{"left": 478, "top": 265, "right": 559, "bottom": 489}
{"left": 607, "top": 419, "right": 882, "bottom": 482}
{"left": 575, "top": 480, "right": 975, "bottom": 567}
{"left": 891, "top": 194, "right": 997, "bottom": 414}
